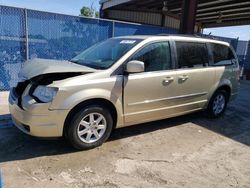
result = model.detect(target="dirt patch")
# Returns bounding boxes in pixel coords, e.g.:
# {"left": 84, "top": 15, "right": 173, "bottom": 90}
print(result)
{"left": 0, "top": 81, "right": 250, "bottom": 188}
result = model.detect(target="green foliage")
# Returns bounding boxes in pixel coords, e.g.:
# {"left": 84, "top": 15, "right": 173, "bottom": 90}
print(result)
{"left": 80, "top": 5, "right": 99, "bottom": 18}
{"left": 95, "top": 11, "right": 99, "bottom": 18}
{"left": 80, "top": 6, "right": 94, "bottom": 17}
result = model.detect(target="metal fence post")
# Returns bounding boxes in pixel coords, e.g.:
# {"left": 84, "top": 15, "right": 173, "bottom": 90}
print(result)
{"left": 24, "top": 8, "right": 29, "bottom": 60}
{"left": 234, "top": 37, "right": 239, "bottom": 51}
{"left": 112, "top": 21, "right": 115, "bottom": 37}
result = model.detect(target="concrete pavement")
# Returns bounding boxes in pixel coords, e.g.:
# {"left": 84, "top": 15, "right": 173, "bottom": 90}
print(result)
{"left": 0, "top": 82, "right": 250, "bottom": 187}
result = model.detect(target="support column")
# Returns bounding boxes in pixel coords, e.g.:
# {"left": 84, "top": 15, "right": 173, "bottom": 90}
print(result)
{"left": 24, "top": 8, "right": 29, "bottom": 60}
{"left": 99, "top": 3, "right": 106, "bottom": 18}
{"left": 179, "top": 0, "right": 198, "bottom": 34}
{"left": 161, "top": 13, "right": 166, "bottom": 27}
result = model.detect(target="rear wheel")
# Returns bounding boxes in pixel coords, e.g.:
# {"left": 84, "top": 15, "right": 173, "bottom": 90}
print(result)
{"left": 207, "top": 90, "right": 229, "bottom": 118}
{"left": 67, "top": 105, "right": 113, "bottom": 150}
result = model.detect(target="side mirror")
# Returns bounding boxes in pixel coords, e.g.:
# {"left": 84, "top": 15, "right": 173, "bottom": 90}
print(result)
{"left": 126, "top": 60, "right": 145, "bottom": 73}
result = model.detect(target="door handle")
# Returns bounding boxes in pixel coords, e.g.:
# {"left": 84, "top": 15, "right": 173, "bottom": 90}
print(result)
{"left": 163, "top": 77, "right": 174, "bottom": 85}
{"left": 178, "top": 75, "right": 189, "bottom": 81}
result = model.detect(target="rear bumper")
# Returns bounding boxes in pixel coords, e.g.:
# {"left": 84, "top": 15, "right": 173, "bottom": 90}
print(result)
{"left": 9, "top": 88, "right": 69, "bottom": 137}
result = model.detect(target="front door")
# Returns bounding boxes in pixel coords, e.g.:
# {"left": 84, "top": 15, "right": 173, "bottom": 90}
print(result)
{"left": 123, "top": 41, "right": 178, "bottom": 125}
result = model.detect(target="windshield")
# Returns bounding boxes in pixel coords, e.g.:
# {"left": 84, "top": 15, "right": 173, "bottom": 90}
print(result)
{"left": 70, "top": 38, "right": 142, "bottom": 69}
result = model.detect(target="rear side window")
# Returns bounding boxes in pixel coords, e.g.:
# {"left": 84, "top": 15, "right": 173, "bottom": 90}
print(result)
{"left": 210, "top": 43, "right": 235, "bottom": 66}
{"left": 176, "top": 42, "right": 209, "bottom": 68}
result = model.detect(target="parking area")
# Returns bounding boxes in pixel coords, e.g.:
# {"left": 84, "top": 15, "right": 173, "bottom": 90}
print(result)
{"left": 0, "top": 81, "right": 250, "bottom": 188}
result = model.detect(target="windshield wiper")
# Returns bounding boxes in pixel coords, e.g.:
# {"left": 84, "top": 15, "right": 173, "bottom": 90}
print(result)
{"left": 69, "top": 59, "right": 79, "bottom": 64}
{"left": 69, "top": 59, "right": 107, "bottom": 70}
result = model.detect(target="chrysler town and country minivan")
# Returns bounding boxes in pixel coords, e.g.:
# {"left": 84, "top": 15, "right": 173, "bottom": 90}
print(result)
{"left": 9, "top": 35, "right": 239, "bottom": 149}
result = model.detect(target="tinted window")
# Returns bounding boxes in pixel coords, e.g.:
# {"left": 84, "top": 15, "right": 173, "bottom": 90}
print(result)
{"left": 210, "top": 43, "right": 235, "bottom": 65}
{"left": 71, "top": 38, "right": 142, "bottom": 69}
{"left": 176, "top": 42, "right": 209, "bottom": 68}
{"left": 129, "top": 42, "right": 171, "bottom": 72}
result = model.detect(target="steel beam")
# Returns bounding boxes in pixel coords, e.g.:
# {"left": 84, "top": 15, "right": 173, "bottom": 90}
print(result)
{"left": 101, "top": 0, "right": 132, "bottom": 10}
{"left": 197, "top": 12, "right": 250, "bottom": 21}
{"left": 197, "top": 1, "right": 250, "bottom": 13}
{"left": 179, "top": 0, "right": 198, "bottom": 34}
{"left": 203, "top": 18, "right": 250, "bottom": 28}
{"left": 196, "top": 7, "right": 250, "bottom": 18}
{"left": 171, "top": 0, "right": 250, "bottom": 13}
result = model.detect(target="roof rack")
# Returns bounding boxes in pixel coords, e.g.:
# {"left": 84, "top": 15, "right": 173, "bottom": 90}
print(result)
{"left": 157, "top": 33, "right": 202, "bottom": 38}
{"left": 157, "top": 33, "right": 169, "bottom": 36}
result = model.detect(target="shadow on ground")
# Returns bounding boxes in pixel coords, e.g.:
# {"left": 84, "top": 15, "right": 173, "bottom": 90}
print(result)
{"left": 0, "top": 81, "right": 249, "bottom": 163}
{"left": 0, "top": 114, "right": 12, "bottom": 128}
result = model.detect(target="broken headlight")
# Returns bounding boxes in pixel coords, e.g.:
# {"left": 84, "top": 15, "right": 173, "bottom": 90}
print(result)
{"left": 33, "top": 85, "right": 58, "bottom": 103}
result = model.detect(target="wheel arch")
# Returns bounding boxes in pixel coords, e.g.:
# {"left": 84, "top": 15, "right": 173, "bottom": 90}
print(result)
{"left": 216, "top": 85, "right": 231, "bottom": 100}
{"left": 63, "top": 98, "right": 119, "bottom": 137}
{"left": 207, "top": 84, "right": 231, "bottom": 118}
{"left": 206, "top": 82, "right": 232, "bottom": 109}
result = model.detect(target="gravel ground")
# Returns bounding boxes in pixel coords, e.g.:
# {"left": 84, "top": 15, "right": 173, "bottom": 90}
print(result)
{"left": 0, "top": 81, "right": 250, "bottom": 188}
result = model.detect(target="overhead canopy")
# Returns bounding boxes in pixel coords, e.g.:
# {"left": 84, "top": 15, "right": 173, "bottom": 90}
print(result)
{"left": 100, "top": 0, "right": 250, "bottom": 28}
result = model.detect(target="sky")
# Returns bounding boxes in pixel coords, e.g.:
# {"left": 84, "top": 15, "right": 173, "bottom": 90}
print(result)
{"left": 0, "top": 0, "right": 100, "bottom": 16}
{"left": 0, "top": 0, "right": 250, "bottom": 41}
{"left": 203, "top": 26, "right": 250, "bottom": 41}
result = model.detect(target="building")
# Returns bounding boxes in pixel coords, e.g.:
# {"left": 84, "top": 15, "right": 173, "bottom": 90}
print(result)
{"left": 100, "top": 0, "right": 250, "bottom": 34}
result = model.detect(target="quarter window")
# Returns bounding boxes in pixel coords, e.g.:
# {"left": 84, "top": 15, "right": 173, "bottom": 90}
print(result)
{"left": 176, "top": 42, "right": 209, "bottom": 68}
{"left": 129, "top": 42, "right": 171, "bottom": 72}
{"left": 210, "top": 43, "right": 235, "bottom": 65}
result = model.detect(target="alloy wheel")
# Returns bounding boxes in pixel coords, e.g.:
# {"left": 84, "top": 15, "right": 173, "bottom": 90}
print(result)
{"left": 212, "top": 94, "right": 226, "bottom": 115}
{"left": 77, "top": 113, "right": 107, "bottom": 143}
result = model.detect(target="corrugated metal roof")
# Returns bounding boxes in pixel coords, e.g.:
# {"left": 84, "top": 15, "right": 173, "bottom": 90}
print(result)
{"left": 101, "top": 0, "right": 131, "bottom": 9}
{"left": 103, "top": 9, "right": 181, "bottom": 29}
{"left": 100, "top": 0, "right": 250, "bottom": 28}
{"left": 106, "top": 10, "right": 162, "bottom": 26}
{"left": 164, "top": 16, "right": 180, "bottom": 29}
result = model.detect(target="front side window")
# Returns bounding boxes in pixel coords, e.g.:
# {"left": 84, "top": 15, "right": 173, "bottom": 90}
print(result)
{"left": 176, "top": 42, "right": 209, "bottom": 68}
{"left": 71, "top": 38, "right": 142, "bottom": 69}
{"left": 210, "top": 43, "right": 235, "bottom": 66}
{"left": 129, "top": 41, "right": 172, "bottom": 72}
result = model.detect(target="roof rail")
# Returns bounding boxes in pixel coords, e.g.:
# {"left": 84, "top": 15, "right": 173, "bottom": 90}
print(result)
{"left": 157, "top": 33, "right": 169, "bottom": 36}
{"left": 157, "top": 33, "right": 202, "bottom": 38}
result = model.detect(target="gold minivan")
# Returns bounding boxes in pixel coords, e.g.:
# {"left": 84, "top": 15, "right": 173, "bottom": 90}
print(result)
{"left": 9, "top": 35, "right": 239, "bottom": 149}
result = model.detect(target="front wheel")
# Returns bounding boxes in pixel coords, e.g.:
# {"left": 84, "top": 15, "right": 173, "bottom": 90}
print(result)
{"left": 67, "top": 105, "right": 113, "bottom": 150}
{"left": 207, "top": 90, "right": 228, "bottom": 118}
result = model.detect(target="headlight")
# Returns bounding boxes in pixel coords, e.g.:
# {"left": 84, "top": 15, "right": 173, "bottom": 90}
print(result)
{"left": 33, "top": 86, "right": 58, "bottom": 103}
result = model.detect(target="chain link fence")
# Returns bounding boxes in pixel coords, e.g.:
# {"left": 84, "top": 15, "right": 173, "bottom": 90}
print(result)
{"left": 0, "top": 5, "right": 249, "bottom": 90}
{"left": 0, "top": 6, "right": 26, "bottom": 91}
{"left": 0, "top": 5, "right": 177, "bottom": 91}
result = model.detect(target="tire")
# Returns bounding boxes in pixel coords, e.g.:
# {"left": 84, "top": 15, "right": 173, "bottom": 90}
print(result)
{"left": 207, "top": 90, "right": 229, "bottom": 118}
{"left": 67, "top": 105, "right": 113, "bottom": 150}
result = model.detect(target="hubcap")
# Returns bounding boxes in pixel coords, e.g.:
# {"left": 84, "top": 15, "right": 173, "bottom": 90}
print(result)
{"left": 77, "top": 113, "right": 107, "bottom": 144}
{"left": 212, "top": 94, "right": 226, "bottom": 115}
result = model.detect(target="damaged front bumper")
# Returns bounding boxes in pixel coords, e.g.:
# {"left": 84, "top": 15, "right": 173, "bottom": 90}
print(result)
{"left": 8, "top": 86, "right": 69, "bottom": 137}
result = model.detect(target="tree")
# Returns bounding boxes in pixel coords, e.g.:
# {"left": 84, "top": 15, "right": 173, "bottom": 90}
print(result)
{"left": 80, "top": 1, "right": 100, "bottom": 18}
{"left": 80, "top": 6, "right": 94, "bottom": 17}
{"left": 95, "top": 11, "right": 99, "bottom": 18}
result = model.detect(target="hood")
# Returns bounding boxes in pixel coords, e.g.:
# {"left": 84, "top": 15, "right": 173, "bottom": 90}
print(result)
{"left": 19, "top": 58, "right": 96, "bottom": 80}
